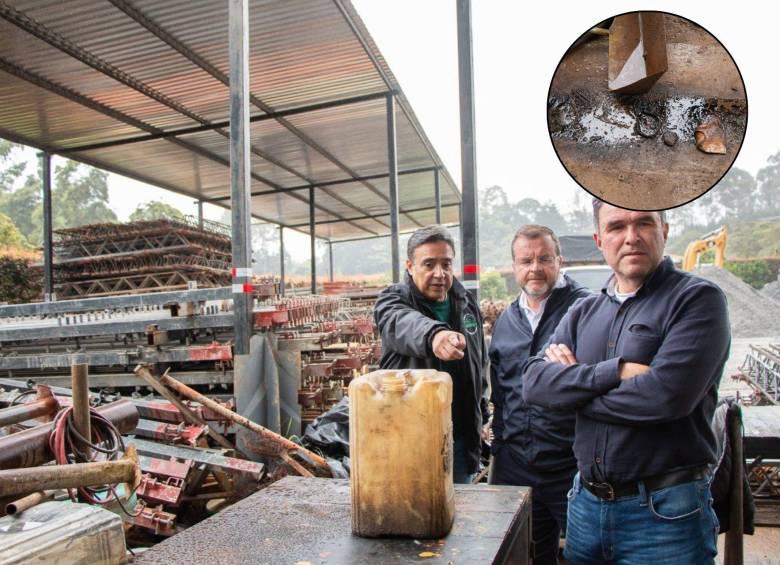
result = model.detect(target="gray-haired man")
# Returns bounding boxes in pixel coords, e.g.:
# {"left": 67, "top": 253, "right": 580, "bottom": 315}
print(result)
{"left": 374, "top": 225, "right": 488, "bottom": 483}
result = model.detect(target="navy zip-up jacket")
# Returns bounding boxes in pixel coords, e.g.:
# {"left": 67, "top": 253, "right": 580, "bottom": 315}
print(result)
{"left": 522, "top": 258, "right": 730, "bottom": 483}
{"left": 490, "top": 274, "right": 590, "bottom": 471}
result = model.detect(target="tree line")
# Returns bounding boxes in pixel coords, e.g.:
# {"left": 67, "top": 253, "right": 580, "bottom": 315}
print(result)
{"left": 2, "top": 139, "right": 779, "bottom": 278}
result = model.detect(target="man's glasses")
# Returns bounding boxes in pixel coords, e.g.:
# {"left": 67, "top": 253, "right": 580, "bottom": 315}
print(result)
{"left": 514, "top": 256, "right": 557, "bottom": 268}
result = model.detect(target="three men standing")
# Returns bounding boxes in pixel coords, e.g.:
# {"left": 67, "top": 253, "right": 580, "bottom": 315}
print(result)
{"left": 489, "top": 224, "right": 589, "bottom": 565}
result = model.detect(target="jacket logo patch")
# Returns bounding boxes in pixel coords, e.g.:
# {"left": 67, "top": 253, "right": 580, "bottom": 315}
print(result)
{"left": 463, "top": 313, "right": 478, "bottom": 335}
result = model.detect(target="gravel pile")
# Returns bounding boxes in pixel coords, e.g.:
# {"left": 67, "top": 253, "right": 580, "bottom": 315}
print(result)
{"left": 761, "top": 280, "right": 780, "bottom": 302}
{"left": 693, "top": 266, "right": 780, "bottom": 338}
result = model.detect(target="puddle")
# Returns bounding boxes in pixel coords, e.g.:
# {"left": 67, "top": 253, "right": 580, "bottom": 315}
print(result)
{"left": 549, "top": 94, "right": 707, "bottom": 145}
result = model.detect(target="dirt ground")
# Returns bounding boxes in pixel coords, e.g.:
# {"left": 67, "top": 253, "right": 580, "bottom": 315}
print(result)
{"left": 548, "top": 14, "right": 747, "bottom": 211}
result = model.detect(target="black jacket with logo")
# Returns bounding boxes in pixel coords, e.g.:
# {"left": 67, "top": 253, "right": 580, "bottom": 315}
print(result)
{"left": 374, "top": 273, "right": 488, "bottom": 474}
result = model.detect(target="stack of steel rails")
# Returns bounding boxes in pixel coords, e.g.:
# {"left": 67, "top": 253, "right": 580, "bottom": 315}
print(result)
{"left": 49, "top": 217, "right": 232, "bottom": 298}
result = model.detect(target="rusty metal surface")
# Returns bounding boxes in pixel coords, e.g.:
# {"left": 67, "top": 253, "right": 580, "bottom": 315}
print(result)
{"left": 0, "top": 458, "right": 136, "bottom": 498}
{"left": 0, "top": 394, "right": 58, "bottom": 427}
{"left": 0, "top": 399, "right": 138, "bottom": 470}
{"left": 549, "top": 13, "right": 746, "bottom": 210}
{"left": 136, "top": 477, "right": 532, "bottom": 565}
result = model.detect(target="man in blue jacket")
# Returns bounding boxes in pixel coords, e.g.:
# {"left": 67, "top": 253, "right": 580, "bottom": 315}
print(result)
{"left": 523, "top": 200, "right": 729, "bottom": 564}
{"left": 489, "top": 224, "right": 590, "bottom": 565}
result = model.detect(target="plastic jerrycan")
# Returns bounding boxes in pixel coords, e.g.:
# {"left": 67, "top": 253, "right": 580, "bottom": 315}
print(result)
{"left": 349, "top": 369, "right": 455, "bottom": 538}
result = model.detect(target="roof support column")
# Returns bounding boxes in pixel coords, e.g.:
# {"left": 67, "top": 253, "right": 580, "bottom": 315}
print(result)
{"left": 434, "top": 167, "right": 442, "bottom": 224}
{"left": 228, "top": 0, "right": 252, "bottom": 357}
{"left": 386, "top": 93, "right": 400, "bottom": 283}
{"left": 328, "top": 241, "right": 334, "bottom": 282}
{"left": 228, "top": 0, "right": 258, "bottom": 457}
{"left": 197, "top": 200, "right": 204, "bottom": 229}
{"left": 457, "top": 0, "right": 480, "bottom": 300}
{"left": 279, "top": 227, "right": 285, "bottom": 297}
{"left": 309, "top": 187, "right": 316, "bottom": 294}
{"left": 39, "top": 151, "right": 54, "bottom": 301}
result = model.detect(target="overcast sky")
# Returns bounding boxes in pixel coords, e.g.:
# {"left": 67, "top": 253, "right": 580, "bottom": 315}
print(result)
{"left": 12, "top": 1, "right": 778, "bottom": 258}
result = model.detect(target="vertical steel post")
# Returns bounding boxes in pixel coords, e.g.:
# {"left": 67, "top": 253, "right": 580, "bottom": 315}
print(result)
{"left": 386, "top": 93, "right": 400, "bottom": 283}
{"left": 309, "top": 187, "right": 316, "bottom": 294}
{"left": 456, "top": 0, "right": 479, "bottom": 300}
{"left": 71, "top": 363, "right": 91, "bottom": 459}
{"left": 229, "top": 0, "right": 252, "bottom": 357}
{"left": 39, "top": 152, "right": 53, "bottom": 301}
{"left": 279, "top": 226, "right": 285, "bottom": 297}
{"left": 229, "top": 0, "right": 255, "bottom": 455}
{"left": 434, "top": 167, "right": 442, "bottom": 224}
{"left": 328, "top": 241, "right": 334, "bottom": 282}
{"left": 197, "top": 200, "right": 204, "bottom": 230}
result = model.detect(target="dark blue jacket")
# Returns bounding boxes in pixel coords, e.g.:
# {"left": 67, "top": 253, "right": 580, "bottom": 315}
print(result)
{"left": 490, "top": 275, "right": 590, "bottom": 472}
{"left": 374, "top": 274, "right": 488, "bottom": 474}
{"left": 522, "top": 258, "right": 730, "bottom": 483}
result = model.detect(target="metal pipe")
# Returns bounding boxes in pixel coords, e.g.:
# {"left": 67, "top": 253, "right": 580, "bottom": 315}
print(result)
{"left": 71, "top": 363, "right": 91, "bottom": 458}
{"left": 0, "top": 399, "right": 138, "bottom": 471}
{"left": 39, "top": 151, "right": 54, "bottom": 301}
{"left": 0, "top": 396, "right": 59, "bottom": 428}
{"left": 156, "top": 371, "right": 331, "bottom": 476}
{"left": 725, "top": 405, "right": 744, "bottom": 565}
{"left": 0, "top": 459, "right": 137, "bottom": 498}
{"left": 456, "top": 0, "right": 480, "bottom": 300}
{"left": 279, "top": 227, "right": 285, "bottom": 297}
{"left": 386, "top": 93, "right": 400, "bottom": 283}
{"left": 434, "top": 167, "right": 442, "bottom": 224}
{"left": 229, "top": 0, "right": 252, "bottom": 358}
{"left": 309, "top": 186, "right": 317, "bottom": 294}
{"left": 328, "top": 241, "right": 334, "bottom": 282}
{"left": 6, "top": 490, "right": 53, "bottom": 516}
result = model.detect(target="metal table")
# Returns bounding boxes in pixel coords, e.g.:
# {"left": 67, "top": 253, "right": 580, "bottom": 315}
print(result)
{"left": 137, "top": 477, "right": 531, "bottom": 564}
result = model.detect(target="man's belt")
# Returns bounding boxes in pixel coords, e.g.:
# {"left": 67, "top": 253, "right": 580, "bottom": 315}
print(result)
{"left": 582, "top": 466, "right": 707, "bottom": 501}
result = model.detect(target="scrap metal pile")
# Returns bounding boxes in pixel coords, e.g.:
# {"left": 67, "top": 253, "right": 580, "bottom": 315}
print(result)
{"left": 50, "top": 216, "right": 233, "bottom": 298}
{"left": 733, "top": 344, "right": 780, "bottom": 405}
{"left": 0, "top": 364, "right": 330, "bottom": 546}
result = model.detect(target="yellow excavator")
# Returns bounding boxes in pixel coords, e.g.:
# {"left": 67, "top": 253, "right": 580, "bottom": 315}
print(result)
{"left": 682, "top": 226, "right": 728, "bottom": 271}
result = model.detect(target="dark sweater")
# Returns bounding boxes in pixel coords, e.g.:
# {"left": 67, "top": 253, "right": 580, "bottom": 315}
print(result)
{"left": 522, "top": 258, "right": 731, "bottom": 483}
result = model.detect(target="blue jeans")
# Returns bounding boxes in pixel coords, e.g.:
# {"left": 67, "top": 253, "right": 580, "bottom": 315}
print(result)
{"left": 453, "top": 437, "right": 476, "bottom": 484}
{"left": 565, "top": 473, "right": 719, "bottom": 564}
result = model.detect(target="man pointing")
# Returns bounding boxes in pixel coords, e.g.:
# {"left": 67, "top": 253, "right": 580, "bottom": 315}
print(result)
{"left": 374, "top": 225, "right": 488, "bottom": 483}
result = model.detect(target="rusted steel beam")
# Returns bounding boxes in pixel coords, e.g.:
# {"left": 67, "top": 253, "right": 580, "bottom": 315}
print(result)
{"left": 0, "top": 399, "right": 138, "bottom": 470}
{"left": 150, "top": 367, "right": 331, "bottom": 476}
{"left": 0, "top": 394, "right": 59, "bottom": 428}
{"left": 0, "top": 458, "right": 137, "bottom": 498}
{"left": 133, "top": 366, "right": 238, "bottom": 454}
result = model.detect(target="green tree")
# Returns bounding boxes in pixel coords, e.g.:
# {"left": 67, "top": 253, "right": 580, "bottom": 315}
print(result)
{"left": 0, "top": 212, "right": 26, "bottom": 247}
{"left": 28, "top": 160, "right": 117, "bottom": 244}
{"left": 479, "top": 271, "right": 508, "bottom": 301}
{"left": 725, "top": 260, "right": 774, "bottom": 289}
{"left": 715, "top": 167, "right": 757, "bottom": 221}
{"left": 756, "top": 150, "right": 780, "bottom": 214}
{"left": 129, "top": 200, "right": 185, "bottom": 222}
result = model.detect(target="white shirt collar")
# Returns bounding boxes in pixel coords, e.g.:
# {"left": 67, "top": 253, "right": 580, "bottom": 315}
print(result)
{"left": 518, "top": 274, "right": 567, "bottom": 331}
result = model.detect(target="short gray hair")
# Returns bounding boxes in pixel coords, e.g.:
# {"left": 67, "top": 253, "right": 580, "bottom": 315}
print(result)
{"left": 592, "top": 198, "right": 666, "bottom": 230}
{"left": 407, "top": 225, "right": 456, "bottom": 260}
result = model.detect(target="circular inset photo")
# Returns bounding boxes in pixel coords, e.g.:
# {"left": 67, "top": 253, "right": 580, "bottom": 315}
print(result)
{"left": 547, "top": 11, "right": 747, "bottom": 210}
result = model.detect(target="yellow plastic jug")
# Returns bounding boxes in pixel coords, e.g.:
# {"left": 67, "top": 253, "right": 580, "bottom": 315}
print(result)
{"left": 349, "top": 369, "right": 454, "bottom": 538}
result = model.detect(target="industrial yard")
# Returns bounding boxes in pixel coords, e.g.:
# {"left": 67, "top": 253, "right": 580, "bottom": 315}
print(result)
{"left": 1, "top": 1, "right": 779, "bottom": 564}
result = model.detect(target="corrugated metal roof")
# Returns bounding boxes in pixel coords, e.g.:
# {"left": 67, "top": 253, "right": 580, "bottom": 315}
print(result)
{"left": 0, "top": 0, "right": 460, "bottom": 241}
